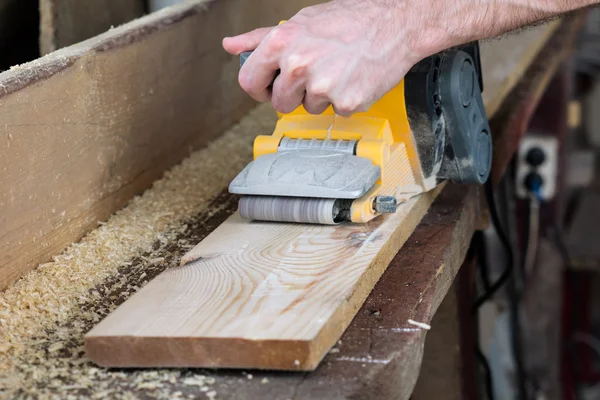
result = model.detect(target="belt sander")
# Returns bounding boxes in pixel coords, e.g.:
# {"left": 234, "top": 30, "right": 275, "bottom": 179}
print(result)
{"left": 229, "top": 41, "right": 492, "bottom": 225}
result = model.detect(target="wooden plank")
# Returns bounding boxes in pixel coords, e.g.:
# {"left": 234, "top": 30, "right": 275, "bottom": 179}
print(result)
{"left": 84, "top": 21, "right": 561, "bottom": 371}
{"left": 0, "top": 0, "right": 321, "bottom": 291}
{"left": 39, "top": 0, "right": 145, "bottom": 55}
{"left": 85, "top": 185, "right": 444, "bottom": 370}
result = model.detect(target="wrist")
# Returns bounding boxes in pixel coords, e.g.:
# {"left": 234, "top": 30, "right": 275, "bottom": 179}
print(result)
{"left": 383, "top": 0, "right": 487, "bottom": 63}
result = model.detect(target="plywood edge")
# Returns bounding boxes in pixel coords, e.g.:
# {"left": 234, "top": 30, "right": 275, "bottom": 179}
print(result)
{"left": 0, "top": 0, "right": 211, "bottom": 97}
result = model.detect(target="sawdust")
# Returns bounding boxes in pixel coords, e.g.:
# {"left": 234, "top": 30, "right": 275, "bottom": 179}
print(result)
{"left": 0, "top": 103, "right": 277, "bottom": 398}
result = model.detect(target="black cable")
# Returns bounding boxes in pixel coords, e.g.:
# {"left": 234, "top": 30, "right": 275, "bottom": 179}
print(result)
{"left": 474, "top": 230, "right": 492, "bottom": 292}
{"left": 471, "top": 178, "right": 511, "bottom": 400}
{"left": 472, "top": 177, "right": 529, "bottom": 400}
{"left": 472, "top": 179, "right": 514, "bottom": 310}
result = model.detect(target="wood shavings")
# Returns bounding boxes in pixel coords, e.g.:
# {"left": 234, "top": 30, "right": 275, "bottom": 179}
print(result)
{"left": 407, "top": 319, "right": 431, "bottom": 330}
{"left": 47, "top": 342, "right": 64, "bottom": 353}
{"left": 0, "top": 104, "right": 276, "bottom": 398}
{"left": 206, "top": 390, "right": 217, "bottom": 399}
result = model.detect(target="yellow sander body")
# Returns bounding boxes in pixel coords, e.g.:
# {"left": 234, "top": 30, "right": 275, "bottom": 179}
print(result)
{"left": 252, "top": 82, "right": 425, "bottom": 223}
{"left": 229, "top": 40, "right": 492, "bottom": 225}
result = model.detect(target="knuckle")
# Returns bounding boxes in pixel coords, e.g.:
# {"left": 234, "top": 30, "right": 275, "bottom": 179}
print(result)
{"left": 286, "top": 54, "right": 309, "bottom": 78}
{"left": 308, "top": 78, "right": 333, "bottom": 97}
{"left": 265, "top": 27, "right": 289, "bottom": 52}
{"left": 334, "top": 95, "right": 363, "bottom": 116}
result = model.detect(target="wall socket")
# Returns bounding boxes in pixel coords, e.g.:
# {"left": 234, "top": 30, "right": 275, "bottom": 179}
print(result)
{"left": 516, "top": 134, "right": 558, "bottom": 200}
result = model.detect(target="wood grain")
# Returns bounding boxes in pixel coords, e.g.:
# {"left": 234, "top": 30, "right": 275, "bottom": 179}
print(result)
{"left": 85, "top": 185, "right": 444, "bottom": 370}
{"left": 84, "top": 20, "right": 561, "bottom": 371}
{"left": 39, "top": 0, "right": 145, "bottom": 55}
{"left": 0, "top": 0, "right": 320, "bottom": 291}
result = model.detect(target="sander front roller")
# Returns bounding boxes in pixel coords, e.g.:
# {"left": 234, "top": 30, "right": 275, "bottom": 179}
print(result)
{"left": 229, "top": 40, "right": 492, "bottom": 225}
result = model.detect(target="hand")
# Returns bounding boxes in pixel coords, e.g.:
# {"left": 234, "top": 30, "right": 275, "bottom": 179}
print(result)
{"left": 222, "top": 0, "right": 426, "bottom": 117}
{"left": 222, "top": 0, "right": 589, "bottom": 117}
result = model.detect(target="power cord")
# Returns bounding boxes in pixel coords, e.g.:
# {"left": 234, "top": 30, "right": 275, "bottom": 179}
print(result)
{"left": 472, "top": 179, "right": 515, "bottom": 310}
{"left": 473, "top": 176, "right": 534, "bottom": 400}
{"left": 472, "top": 178, "right": 516, "bottom": 400}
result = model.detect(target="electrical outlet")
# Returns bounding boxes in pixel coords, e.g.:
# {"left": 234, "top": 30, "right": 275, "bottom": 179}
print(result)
{"left": 516, "top": 134, "right": 558, "bottom": 200}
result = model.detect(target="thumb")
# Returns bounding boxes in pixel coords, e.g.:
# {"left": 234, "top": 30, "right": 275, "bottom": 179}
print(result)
{"left": 222, "top": 27, "right": 274, "bottom": 55}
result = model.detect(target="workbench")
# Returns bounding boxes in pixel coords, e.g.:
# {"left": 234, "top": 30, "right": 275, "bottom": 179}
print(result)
{"left": 0, "top": 2, "right": 586, "bottom": 398}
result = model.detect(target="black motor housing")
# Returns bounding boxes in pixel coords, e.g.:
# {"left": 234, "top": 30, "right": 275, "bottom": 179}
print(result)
{"left": 404, "top": 42, "right": 492, "bottom": 185}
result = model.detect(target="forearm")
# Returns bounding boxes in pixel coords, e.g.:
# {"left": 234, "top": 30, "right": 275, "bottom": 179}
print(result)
{"left": 223, "top": 0, "right": 597, "bottom": 116}
{"left": 401, "top": 0, "right": 598, "bottom": 59}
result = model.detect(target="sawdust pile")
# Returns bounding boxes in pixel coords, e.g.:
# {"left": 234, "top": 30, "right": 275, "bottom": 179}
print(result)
{"left": 0, "top": 104, "right": 276, "bottom": 398}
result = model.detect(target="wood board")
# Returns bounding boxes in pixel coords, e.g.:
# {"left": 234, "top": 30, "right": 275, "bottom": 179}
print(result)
{"left": 0, "top": 0, "right": 320, "bottom": 291}
{"left": 84, "top": 20, "right": 561, "bottom": 370}
{"left": 39, "top": 0, "right": 145, "bottom": 55}
{"left": 86, "top": 185, "right": 444, "bottom": 370}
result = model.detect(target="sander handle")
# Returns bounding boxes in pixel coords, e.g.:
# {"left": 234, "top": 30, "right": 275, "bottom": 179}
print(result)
{"left": 239, "top": 51, "right": 280, "bottom": 88}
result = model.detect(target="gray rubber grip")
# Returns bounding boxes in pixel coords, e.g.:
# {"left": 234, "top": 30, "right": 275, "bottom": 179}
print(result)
{"left": 239, "top": 51, "right": 280, "bottom": 84}
{"left": 240, "top": 51, "right": 253, "bottom": 67}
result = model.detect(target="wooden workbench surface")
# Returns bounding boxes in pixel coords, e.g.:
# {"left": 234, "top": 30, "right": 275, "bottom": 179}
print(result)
{"left": 0, "top": 9, "right": 584, "bottom": 400}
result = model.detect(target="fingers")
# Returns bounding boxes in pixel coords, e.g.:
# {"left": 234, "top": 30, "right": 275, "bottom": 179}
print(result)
{"left": 303, "top": 92, "right": 331, "bottom": 115}
{"left": 271, "top": 75, "right": 305, "bottom": 114}
{"left": 271, "top": 54, "right": 311, "bottom": 113}
{"left": 303, "top": 78, "right": 332, "bottom": 114}
{"left": 237, "top": 27, "right": 290, "bottom": 103}
{"left": 222, "top": 27, "right": 274, "bottom": 55}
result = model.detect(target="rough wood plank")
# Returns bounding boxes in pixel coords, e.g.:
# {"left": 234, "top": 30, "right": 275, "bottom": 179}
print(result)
{"left": 83, "top": 20, "right": 561, "bottom": 371}
{"left": 39, "top": 0, "right": 145, "bottom": 55}
{"left": 0, "top": 0, "right": 320, "bottom": 291}
{"left": 85, "top": 184, "right": 445, "bottom": 370}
